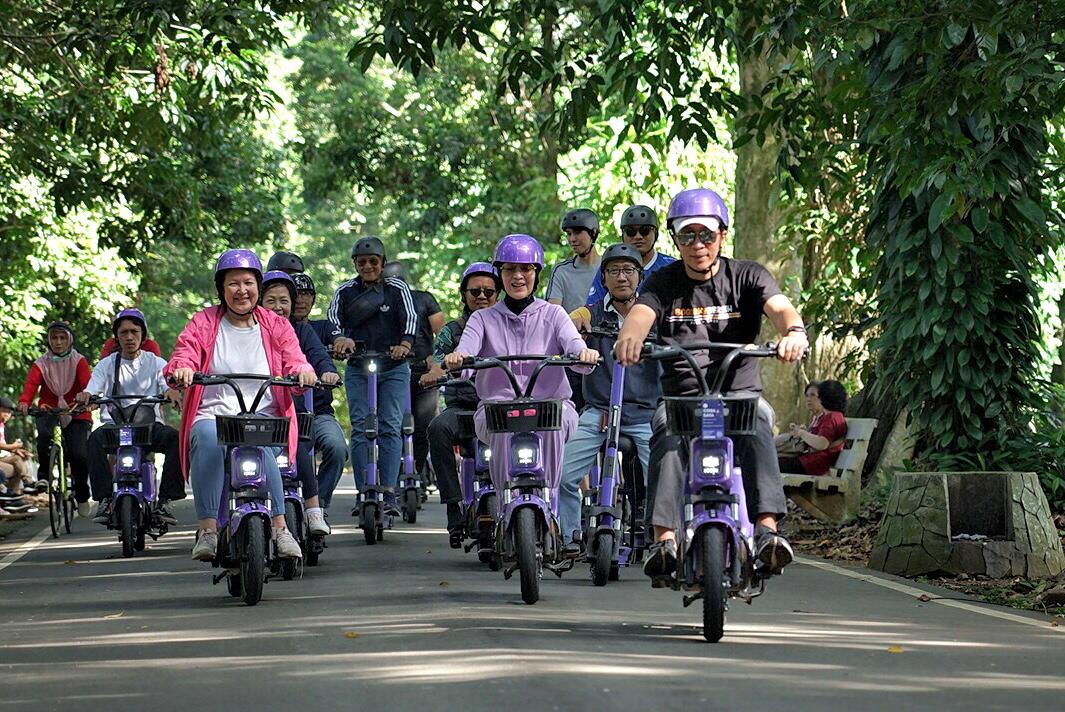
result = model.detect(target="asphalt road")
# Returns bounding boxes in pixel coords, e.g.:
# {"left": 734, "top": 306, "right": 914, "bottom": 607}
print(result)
{"left": 1, "top": 489, "right": 1063, "bottom": 711}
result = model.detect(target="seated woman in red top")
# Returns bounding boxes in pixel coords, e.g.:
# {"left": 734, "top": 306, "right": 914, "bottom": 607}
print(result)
{"left": 17, "top": 322, "right": 93, "bottom": 514}
{"left": 777, "top": 380, "right": 848, "bottom": 476}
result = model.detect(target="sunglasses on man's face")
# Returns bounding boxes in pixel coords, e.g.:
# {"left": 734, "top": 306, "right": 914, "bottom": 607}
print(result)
{"left": 464, "top": 287, "right": 497, "bottom": 298}
{"left": 675, "top": 228, "right": 722, "bottom": 247}
{"left": 623, "top": 225, "right": 655, "bottom": 238}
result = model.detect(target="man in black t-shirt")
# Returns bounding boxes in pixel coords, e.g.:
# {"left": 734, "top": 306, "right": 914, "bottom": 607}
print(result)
{"left": 615, "top": 188, "right": 809, "bottom": 581}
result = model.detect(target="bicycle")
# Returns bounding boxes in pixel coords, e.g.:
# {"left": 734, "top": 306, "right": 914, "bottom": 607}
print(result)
{"left": 25, "top": 406, "right": 83, "bottom": 537}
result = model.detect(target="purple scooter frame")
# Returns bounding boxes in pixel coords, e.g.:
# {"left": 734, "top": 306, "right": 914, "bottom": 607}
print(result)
{"left": 642, "top": 341, "right": 786, "bottom": 642}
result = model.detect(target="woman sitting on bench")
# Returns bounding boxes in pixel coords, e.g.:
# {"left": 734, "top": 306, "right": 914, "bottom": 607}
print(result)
{"left": 776, "top": 380, "right": 848, "bottom": 476}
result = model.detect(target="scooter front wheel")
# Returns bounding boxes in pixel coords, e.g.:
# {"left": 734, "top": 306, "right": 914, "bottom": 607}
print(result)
{"left": 403, "top": 488, "right": 419, "bottom": 524}
{"left": 241, "top": 521, "right": 266, "bottom": 606}
{"left": 361, "top": 503, "right": 378, "bottom": 545}
{"left": 701, "top": 525, "right": 728, "bottom": 643}
{"left": 514, "top": 507, "right": 540, "bottom": 605}
{"left": 118, "top": 497, "right": 136, "bottom": 559}
{"left": 590, "top": 530, "right": 614, "bottom": 587}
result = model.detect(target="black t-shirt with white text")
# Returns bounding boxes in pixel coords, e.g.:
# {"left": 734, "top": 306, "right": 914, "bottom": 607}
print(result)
{"left": 637, "top": 257, "right": 782, "bottom": 396}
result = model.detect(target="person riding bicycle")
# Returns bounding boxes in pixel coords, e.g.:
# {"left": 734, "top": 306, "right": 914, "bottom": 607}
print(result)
{"left": 327, "top": 236, "right": 418, "bottom": 514}
{"left": 443, "top": 235, "right": 599, "bottom": 521}
{"left": 419, "top": 261, "right": 500, "bottom": 545}
{"left": 557, "top": 243, "right": 662, "bottom": 555}
{"left": 613, "top": 188, "right": 809, "bottom": 581}
{"left": 289, "top": 271, "right": 349, "bottom": 512}
{"left": 382, "top": 260, "right": 445, "bottom": 492}
{"left": 583, "top": 205, "right": 675, "bottom": 307}
{"left": 77, "top": 309, "right": 185, "bottom": 525}
{"left": 260, "top": 270, "right": 340, "bottom": 536}
{"left": 165, "top": 249, "right": 317, "bottom": 562}
{"left": 18, "top": 321, "right": 92, "bottom": 516}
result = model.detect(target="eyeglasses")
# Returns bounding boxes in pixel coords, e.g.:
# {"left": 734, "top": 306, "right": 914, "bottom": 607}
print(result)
{"left": 623, "top": 225, "right": 655, "bottom": 238}
{"left": 604, "top": 267, "right": 639, "bottom": 277}
{"left": 675, "top": 228, "right": 721, "bottom": 247}
{"left": 465, "top": 287, "right": 497, "bottom": 298}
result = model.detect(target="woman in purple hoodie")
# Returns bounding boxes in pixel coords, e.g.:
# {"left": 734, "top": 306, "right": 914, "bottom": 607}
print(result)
{"left": 444, "top": 234, "right": 599, "bottom": 509}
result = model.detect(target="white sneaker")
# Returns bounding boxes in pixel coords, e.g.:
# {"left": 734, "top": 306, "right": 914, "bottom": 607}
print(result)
{"left": 274, "top": 528, "right": 302, "bottom": 559}
{"left": 306, "top": 509, "right": 331, "bottom": 536}
{"left": 191, "top": 530, "right": 218, "bottom": 562}
{"left": 77, "top": 501, "right": 92, "bottom": 518}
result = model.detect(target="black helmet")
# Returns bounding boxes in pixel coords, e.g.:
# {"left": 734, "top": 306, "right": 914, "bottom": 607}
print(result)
{"left": 0, "top": 396, "right": 15, "bottom": 411}
{"left": 599, "top": 243, "right": 644, "bottom": 276}
{"left": 382, "top": 261, "right": 408, "bottom": 282}
{"left": 351, "top": 236, "right": 386, "bottom": 260}
{"left": 292, "top": 272, "right": 316, "bottom": 295}
{"left": 619, "top": 204, "right": 659, "bottom": 229}
{"left": 561, "top": 208, "right": 600, "bottom": 241}
{"left": 266, "top": 251, "right": 305, "bottom": 273}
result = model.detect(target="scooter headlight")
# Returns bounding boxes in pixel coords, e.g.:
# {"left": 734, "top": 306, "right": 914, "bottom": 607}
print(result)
{"left": 368, "top": 361, "right": 378, "bottom": 373}
{"left": 515, "top": 447, "right": 535, "bottom": 466}
{"left": 276, "top": 454, "right": 290, "bottom": 469}
{"left": 240, "top": 460, "right": 258, "bottom": 478}
{"left": 120, "top": 455, "right": 135, "bottom": 469}
{"left": 483, "top": 448, "right": 491, "bottom": 462}
{"left": 701, "top": 454, "right": 721, "bottom": 476}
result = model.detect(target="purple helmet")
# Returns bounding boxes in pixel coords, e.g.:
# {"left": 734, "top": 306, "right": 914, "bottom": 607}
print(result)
{"left": 666, "top": 188, "right": 730, "bottom": 232}
{"left": 261, "top": 270, "right": 296, "bottom": 304}
{"left": 492, "top": 234, "right": 545, "bottom": 271}
{"left": 112, "top": 308, "right": 148, "bottom": 338}
{"left": 214, "top": 249, "right": 263, "bottom": 303}
{"left": 460, "top": 261, "right": 501, "bottom": 292}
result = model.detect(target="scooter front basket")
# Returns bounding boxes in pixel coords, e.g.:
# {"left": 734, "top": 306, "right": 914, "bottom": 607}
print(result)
{"left": 484, "top": 399, "right": 563, "bottom": 434}
{"left": 100, "top": 423, "right": 155, "bottom": 451}
{"left": 216, "top": 415, "right": 290, "bottom": 446}
{"left": 663, "top": 396, "right": 761, "bottom": 437}
{"left": 296, "top": 411, "right": 315, "bottom": 442}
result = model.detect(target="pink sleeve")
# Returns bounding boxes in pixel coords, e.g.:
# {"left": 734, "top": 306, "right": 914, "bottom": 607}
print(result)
{"left": 164, "top": 316, "right": 206, "bottom": 377}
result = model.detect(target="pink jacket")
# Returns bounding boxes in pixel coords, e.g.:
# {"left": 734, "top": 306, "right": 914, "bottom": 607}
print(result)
{"left": 163, "top": 306, "right": 314, "bottom": 479}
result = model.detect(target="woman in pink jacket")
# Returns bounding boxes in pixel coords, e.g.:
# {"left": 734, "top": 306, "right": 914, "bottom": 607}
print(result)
{"left": 165, "top": 249, "right": 316, "bottom": 562}
{"left": 444, "top": 234, "right": 599, "bottom": 523}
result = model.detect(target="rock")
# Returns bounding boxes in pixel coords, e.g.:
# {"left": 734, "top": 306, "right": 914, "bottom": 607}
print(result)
{"left": 1037, "top": 585, "right": 1065, "bottom": 607}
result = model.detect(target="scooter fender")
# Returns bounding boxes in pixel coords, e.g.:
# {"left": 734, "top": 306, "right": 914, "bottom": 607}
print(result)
{"left": 500, "top": 495, "right": 552, "bottom": 558}
{"left": 226, "top": 505, "right": 272, "bottom": 561}
{"left": 685, "top": 510, "right": 740, "bottom": 562}
{"left": 111, "top": 489, "right": 143, "bottom": 528}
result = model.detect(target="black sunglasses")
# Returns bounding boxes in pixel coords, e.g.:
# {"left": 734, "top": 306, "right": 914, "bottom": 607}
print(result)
{"left": 464, "top": 287, "right": 497, "bottom": 298}
{"left": 623, "top": 225, "right": 655, "bottom": 238}
{"left": 675, "top": 228, "right": 722, "bottom": 247}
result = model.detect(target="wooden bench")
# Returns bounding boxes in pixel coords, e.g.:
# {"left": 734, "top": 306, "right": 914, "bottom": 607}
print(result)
{"left": 782, "top": 417, "right": 878, "bottom": 524}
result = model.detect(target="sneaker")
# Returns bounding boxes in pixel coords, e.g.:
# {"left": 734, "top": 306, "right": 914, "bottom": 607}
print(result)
{"left": 92, "top": 499, "right": 111, "bottom": 524}
{"left": 643, "top": 538, "right": 678, "bottom": 582}
{"left": 755, "top": 526, "right": 794, "bottom": 574}
{"left": 306, "top": 509, "right": 331, "bottom": 536}
{"left": 383, "top": 491, "right": 400, "bottom": 516}
{"left": 153, "top": 501, "right": 178, "bottom": 525}
{"left": 446, "top": 502, "right": 464, "bottom": 549}
{"left": 34, "top": 479, "right": 48, "bottom": 493}
{"left": 191, "top": 530, "right": 218, "bottom": 562}
{"left": 274, "top": 528, "right": 302, "bottom": 559}
{"left": 77, "top": 501, "right": 92, "bottom": 519}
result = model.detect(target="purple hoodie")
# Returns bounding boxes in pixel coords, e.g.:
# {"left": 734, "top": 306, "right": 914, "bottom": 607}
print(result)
{"left": 455, "top": 298, "right": 592, "bottom": 401}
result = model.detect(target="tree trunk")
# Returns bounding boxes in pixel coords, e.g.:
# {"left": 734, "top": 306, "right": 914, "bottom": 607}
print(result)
{"left": 1054, "top": 290, "right": 1065, "bottom": 385}
{"left": 539, "top": 3, "right": 559, "bottom": 184}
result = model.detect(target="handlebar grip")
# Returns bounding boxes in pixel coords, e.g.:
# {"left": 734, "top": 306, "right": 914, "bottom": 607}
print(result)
{"left": 461, "top": 356, "right": 476, "bottom": 367}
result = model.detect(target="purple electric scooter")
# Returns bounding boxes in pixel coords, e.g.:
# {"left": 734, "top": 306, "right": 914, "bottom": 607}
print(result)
{"left": 641, "top": 341, "right": 783, "bottom": 642}
{"left": 89, "top": 393, "right": 171, "bottom": 558}
{"left": 460, "top": 354, "right": 587, "bottom": 604}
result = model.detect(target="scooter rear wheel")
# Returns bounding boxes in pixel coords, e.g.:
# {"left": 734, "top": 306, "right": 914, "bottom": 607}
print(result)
{"left": 590, "top": 531, "right": 614, "bottom": 587}
{"left": 240, "top": 522, "right": 266, "bottom": 606}
{"left": 281, "top": 500, "right": 301, "bottom": 580}
{"left": 118, "top": 497, "right": 136, "bottom": 559}
{"left": 701, "top": 525, "right": 728, "bottom": 643}
{"left": 514, "top": 507, "right": 540, "bottom": 605}
{"left": 361, "top": 503, "right": 378, "bottom": 545}
{"left": 403, "top": 488, "right": 419, "bottom": 524}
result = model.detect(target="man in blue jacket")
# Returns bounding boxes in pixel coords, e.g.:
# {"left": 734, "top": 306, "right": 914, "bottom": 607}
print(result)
{"left": 328, "top": 236, "right": 418, "bottom": 513}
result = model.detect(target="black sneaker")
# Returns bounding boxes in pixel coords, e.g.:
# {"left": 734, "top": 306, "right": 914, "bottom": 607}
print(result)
{"left": 643, "top": 538, "right": 678, "bottom": 584}
{"left": 153, "top": 501, "right": 178, "bottom": 525}
{"left": 34, "top": 479, "right": 49, "bottom": 493}
{"left": 754, "top": 526, "right": 794, "bottom": 574}
{"left": 446, "top": 502, "right": 464, "bottom": 549}
{"left": 383, "top": 491, "right": 400, "bottom": 516}
{"left": 92, "top": 499, "right": 111, "bottom": 524}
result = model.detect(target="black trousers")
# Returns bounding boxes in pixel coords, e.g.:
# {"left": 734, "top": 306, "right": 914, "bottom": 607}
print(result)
{"left": 427, "top": 407, "right": 469, "bottom": 505}
{"left": 36, "top": 417, "right": 90, "bottom": 503}
{"left": 87, "top": 423, "right": 185, "bottom": 502}
{"left": 647, "top": 398, "right": 786, "bottom": 532}
{"left": 410, "top": 371, "right": 439, "bottom": 479}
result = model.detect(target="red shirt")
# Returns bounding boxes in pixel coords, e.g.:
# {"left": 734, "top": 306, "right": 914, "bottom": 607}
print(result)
{"left": 18, "top": 357, "right": 93, "bottom": 422}
{"left": 99, "top": 338, "right": 162, "bottom": 360}
{"left": 799, "top": 410, "right": 847, "bottom": 476}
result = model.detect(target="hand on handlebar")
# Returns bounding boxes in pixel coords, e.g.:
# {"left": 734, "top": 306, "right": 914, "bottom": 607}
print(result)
{"left": 390, "top": 342, "right": 412, "bottom": 361}
{"left": 319, "top": 371, "right": 341, "bottom": 387}
{"left": 170, "top": 367, "right": 195, "bottom": 388}
{"left": 614, "top": 335, "right": 644, "bottom": 367}
{"left": 443, "top": 351, "right": 468, "bottom": 371}
{"left": 419, "top": 364, "right": 447, "bottom": 387}
{"left": 296, "top": 369, "right": 318, "bottom": 389}
{"left": 577, "top": 347, "right": 600, "bottom": 365}
{"left": 333, "top": 337, "right": 356, "bottom": 358}
{"left": 570, "top": 307, "right": 592, "bottom": 334}
{"left": 776, "top": 332, "right": 809, "bottom": 363}
{"left": 18, "top": 402, "right": 28, "bottom": 417}
{"left": 74, "top": 391, "right": 91, "bottom": 406}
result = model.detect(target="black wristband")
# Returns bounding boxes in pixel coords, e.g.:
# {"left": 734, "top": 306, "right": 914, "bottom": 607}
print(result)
{"left": 786, "top": 326, "right": 807, "bottom": 335}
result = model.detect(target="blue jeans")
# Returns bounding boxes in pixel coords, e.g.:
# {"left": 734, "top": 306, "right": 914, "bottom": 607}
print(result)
{"left": 558, "top": 408, "right": 652, "bottom": 542}
{"left": 314, "top": 413, "right": 349, "bottom": 510}
{"left": 190, "top": 419, "right": 284, "bottom": 519}
{"left": 345, "top": 362, "right": 410, "bottom": 490}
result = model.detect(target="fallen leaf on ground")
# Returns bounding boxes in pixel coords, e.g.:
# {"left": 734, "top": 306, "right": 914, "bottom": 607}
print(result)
{"left": 344, "top": 631, "right": 359, "bottom": 639}
{"left": 887, "top": 646, "right": 904, "bottom": 653}
{"left": 1052, "top": 620, "right": 1060, "bottom": 628}
{"left": 104, "top": 611, "right": 124, "bottom": 619}
{"left": 917, "top": 594, "right": 931, "bottom": 602}
{"left": 439, "top": 580, "right": 450, "bottom": 587}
